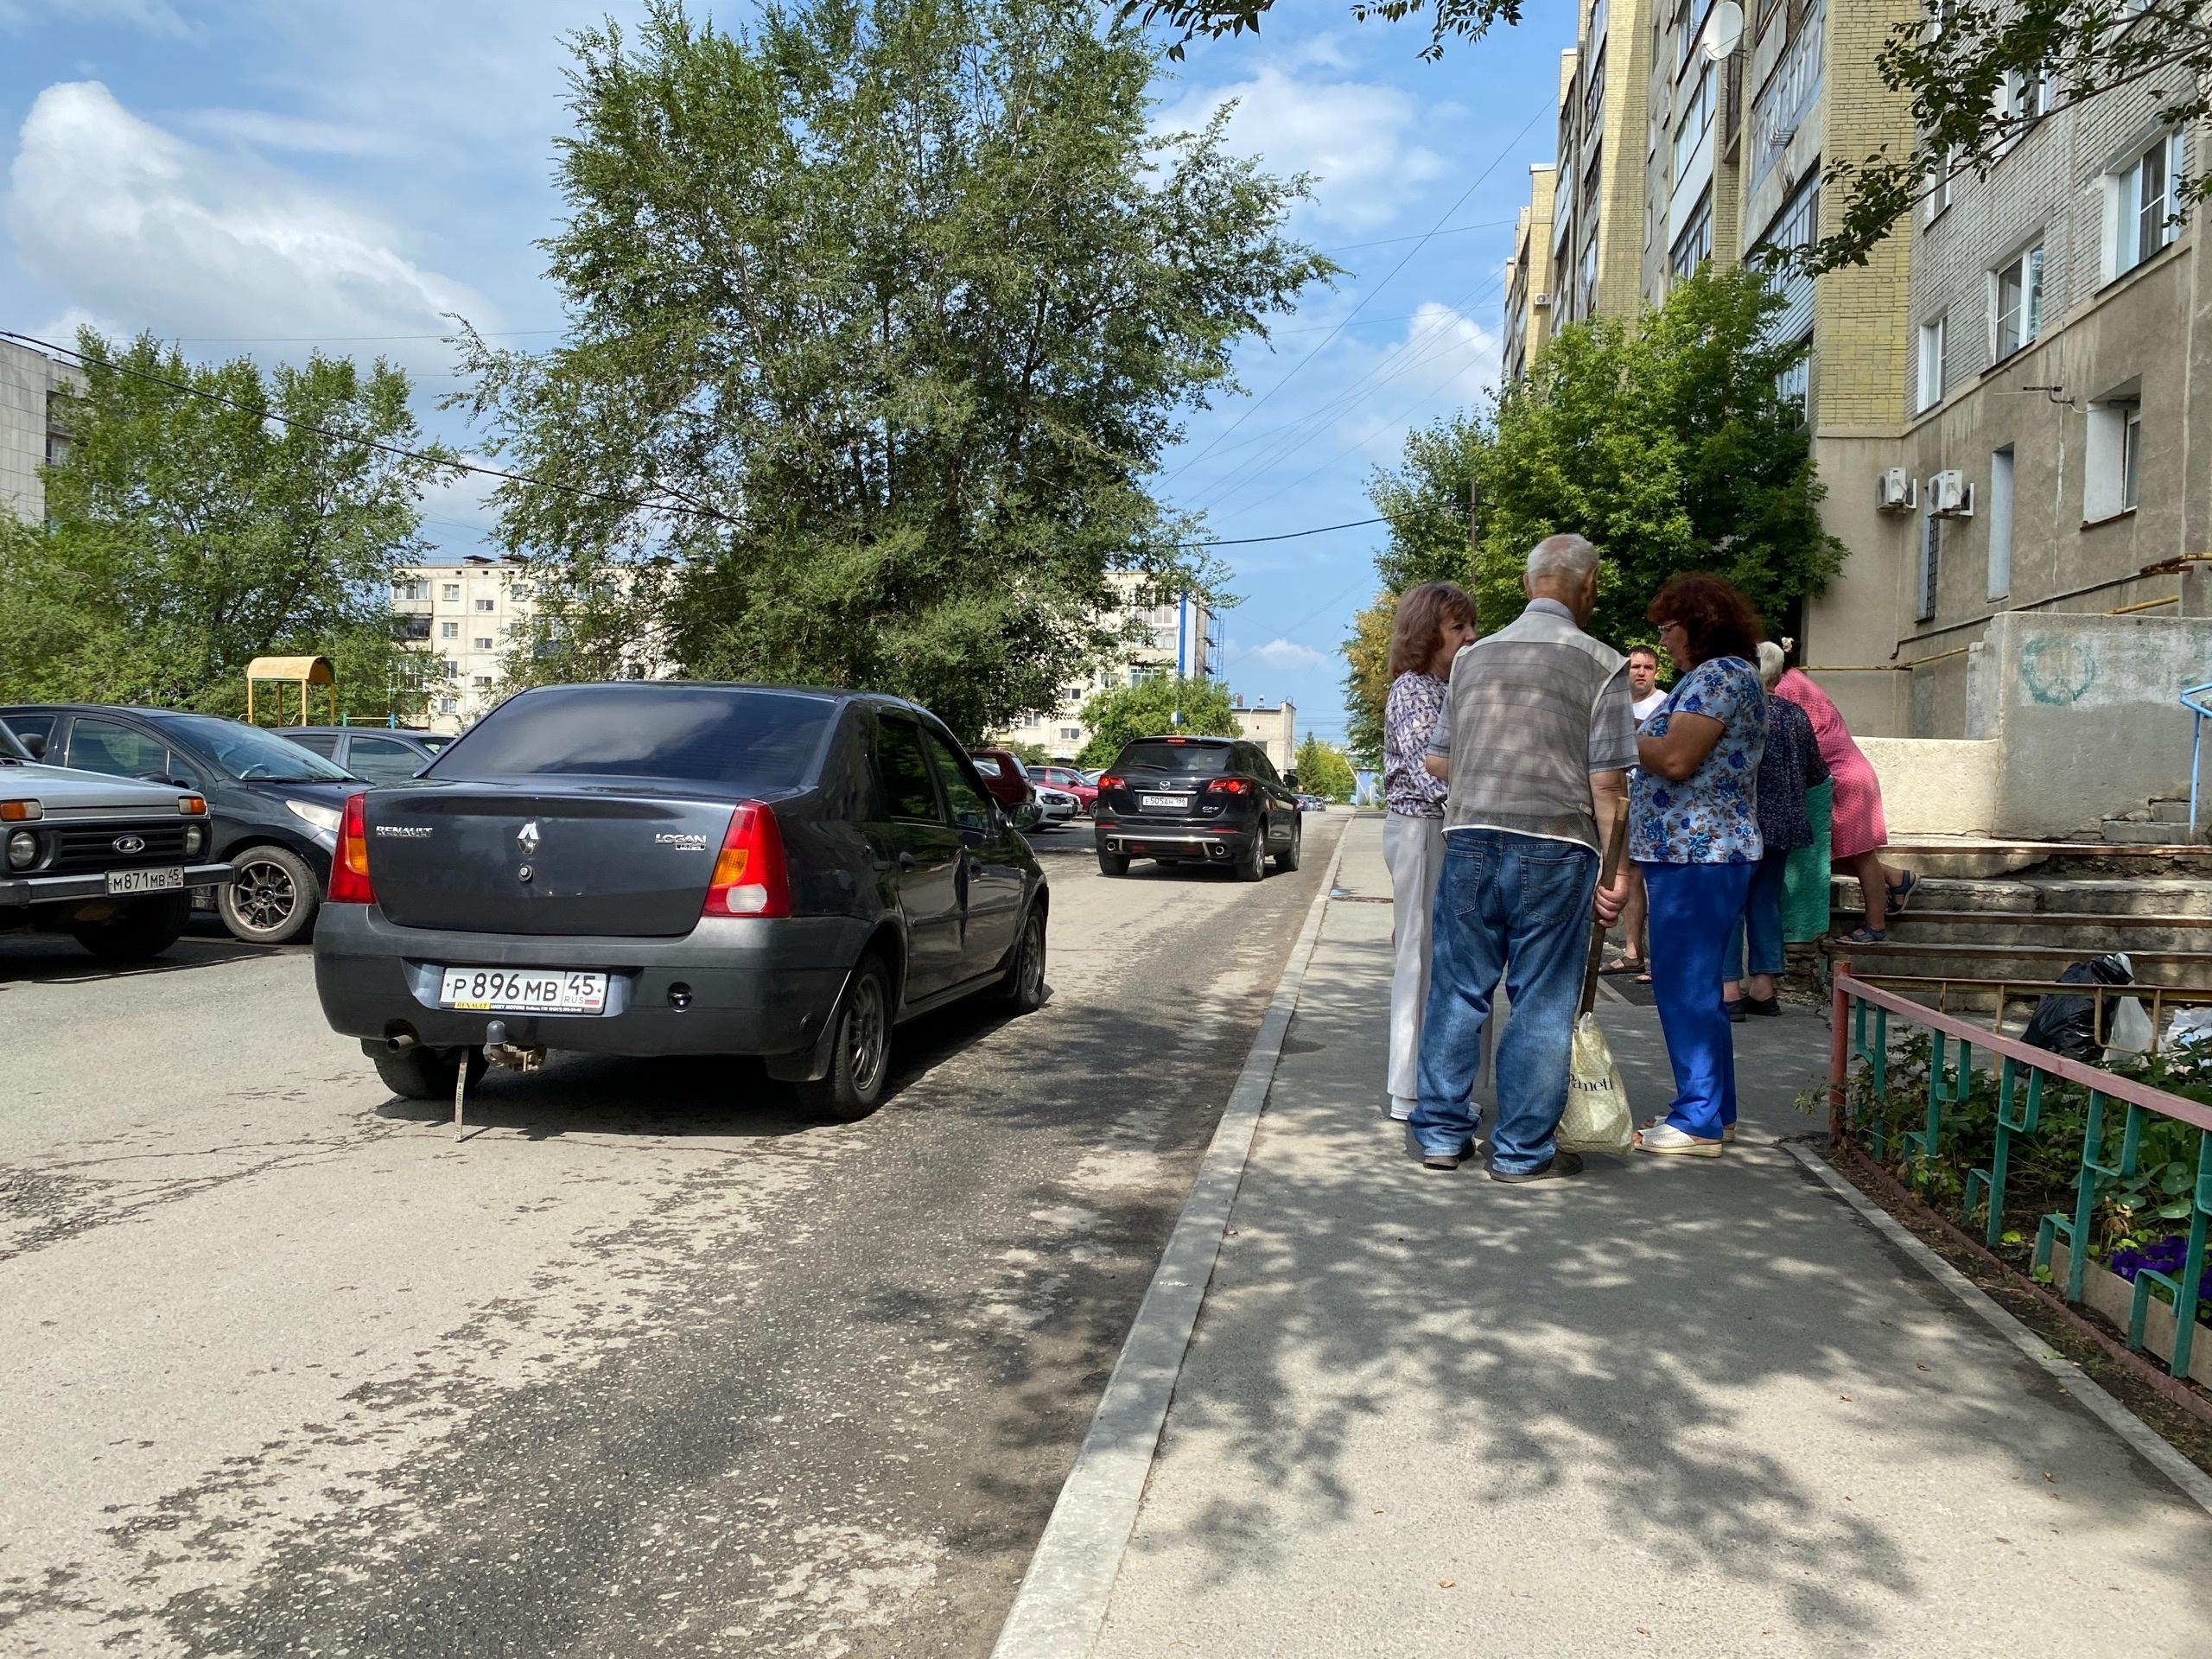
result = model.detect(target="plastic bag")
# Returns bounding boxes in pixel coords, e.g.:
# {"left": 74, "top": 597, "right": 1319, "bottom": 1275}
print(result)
{"left": 2022, "top": 952, "right": 2134, "bottom": 1062}
{"left": 1559, "top": 1011, "right": 1633, "bottom": 1156}
{"left": 2105, "top": 995, "right": 2155, "bottom": 1058}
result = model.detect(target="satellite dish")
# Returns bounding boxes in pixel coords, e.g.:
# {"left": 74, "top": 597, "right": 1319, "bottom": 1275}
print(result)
{"left": 1702, "top": 0, "right": 1745, "bottom": 60}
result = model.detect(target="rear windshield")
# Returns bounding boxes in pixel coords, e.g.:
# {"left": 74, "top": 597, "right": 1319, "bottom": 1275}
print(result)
{"left": 431, "top": 686, "right": 835, "bottom": 788}
{"left": 1116, "top": 741, "right": 1233, "bottom": 776}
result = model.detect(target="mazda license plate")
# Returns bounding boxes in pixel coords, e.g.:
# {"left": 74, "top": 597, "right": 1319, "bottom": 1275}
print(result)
{"left": 106, "top": 867, "right": 182, "bottom": 896}
{"left": 1140, "top": 794, "right": 1191, "bottom": 811}
{"left": 437, "top": 968, "right": 608, "bottom": 1015}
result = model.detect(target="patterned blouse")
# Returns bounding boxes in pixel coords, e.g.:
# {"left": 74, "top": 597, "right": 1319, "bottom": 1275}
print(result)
{"left": 1383, "top": 671, "right": 1450, "bottom": 818}
{"left": 1757, "top": 693, "right": 1830, "bottom": 854}
{"left": 1629, "top": 655, "right": 1769, "bottom": 865}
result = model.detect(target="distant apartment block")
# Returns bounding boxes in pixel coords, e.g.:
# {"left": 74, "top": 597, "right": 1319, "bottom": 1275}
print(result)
{"left": 1503, "top": 165, "right": 1558, "bottom": 385}
{"left": 390, "top": 556, "right": 537, "bottom": 733}
{"left": 995, "top": 571, "right": 1224, "bottom": 759}
{"left": 0, "top": 337, "right": 81, "bottom": 524}
{"left": 1233, "top": 696, "right": 1298, "bottom": 775}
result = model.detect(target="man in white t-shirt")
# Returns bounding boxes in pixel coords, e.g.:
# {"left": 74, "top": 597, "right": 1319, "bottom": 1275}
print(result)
{"left": 1604, "top": 645, "right": 1668, "bottom": 980}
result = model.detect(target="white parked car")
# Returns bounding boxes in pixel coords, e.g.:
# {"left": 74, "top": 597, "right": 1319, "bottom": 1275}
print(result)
{"left": 1033, "top": 785, "right": 1080, "bottom": 829}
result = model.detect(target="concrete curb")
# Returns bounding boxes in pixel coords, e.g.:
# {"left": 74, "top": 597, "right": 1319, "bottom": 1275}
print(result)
{"left": 989, "top": 821, "right": 1354, "bottom": 1659}
{"left": 1784, "top": 1141, "right": 2212, "bottom": 1517}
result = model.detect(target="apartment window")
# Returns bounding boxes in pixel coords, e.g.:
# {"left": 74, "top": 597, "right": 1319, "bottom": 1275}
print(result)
{"left": 439, "top": 658, "right": 457, "bottom": 677}
{"left": 2107, "top": 130, "right": 2185, "bottom": 279}
{"left": 440, "top": 621, "right": 459, "bottom": 639}
{"left": 1584, "top": 45, "right": 1606, "bottom": 131}
{"left": 1916, "top": 512, "right": 1942, "bottom": 621}
{"left": 1579, "top": 238, "right": 1599, "bottom": 312}
{"left": 474, "top": 597, "right": 496, "bottom": 613}
{"left": 2084, "top": 393, "right": 2143, "bottom": 520}
{"left": 1590, "top": 0, "right": 1608, "bottom": 45}
{"left": 438, "top": 696, "right": 459, "bottom": 716}
{"left": 472, "top": 675, "right": 494, "bottom": 689}
{"left": 1060, "top": 726, "right": 1082, "bottom": 742}
{"left": 1990, "top": 244, "right": 2044, "bottom": 360}
{"left": 1924, "top": 149, "right": 1955, "bottom": 222}
{"left": 474, "top": 635, "right": 494, "bottom": 651}
{"left": 393, "top": 578, "right": 427, "bottom": 602}
{"left": 1777, "top": 356, "right": 1808, "bottom": 417}
{"left": 1999, "top": 64, "right": 2051, "bottom": 130}
{"left": 1986, "top": 447, "right": 2014, "bottom": 598}
{"left": 441, "top": 582, "right": 461, "bottom": 602}
{"left": 1916, "top": 316, "right": 1946, "bottom": 413}
{"left": 1670, "top": 188, "right": 1714, "bottom": 278}
{"left": 1674, "top": 0, "right": 1694, "bottom": 73}
{"left": 1673, "top": 60, "right": 1713, "bottom": 183}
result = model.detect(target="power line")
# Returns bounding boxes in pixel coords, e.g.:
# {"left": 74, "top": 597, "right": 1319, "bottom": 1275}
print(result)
{"left": 1179, "top": 517, "right": 1384, "bottom": 548}
{"left": 1164, "top": 99, "right": 1547, "bottom": 486}
{"left": 1310, "top": 218, "right": 1514, "bottom": 256}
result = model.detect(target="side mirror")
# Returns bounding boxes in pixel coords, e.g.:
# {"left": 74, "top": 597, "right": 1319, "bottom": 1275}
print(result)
{"left": 1282, "top": 771, "right": 1300, "bottom": 791}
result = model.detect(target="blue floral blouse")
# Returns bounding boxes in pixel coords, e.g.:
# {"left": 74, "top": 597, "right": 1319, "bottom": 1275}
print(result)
{"left": 1629, "top": 656, "right": 1768, "bottom": 865}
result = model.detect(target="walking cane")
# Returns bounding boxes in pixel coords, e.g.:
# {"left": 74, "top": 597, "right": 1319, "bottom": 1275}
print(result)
{"left": 1580, "top": 798, "right": 1631, "bottom": 1016}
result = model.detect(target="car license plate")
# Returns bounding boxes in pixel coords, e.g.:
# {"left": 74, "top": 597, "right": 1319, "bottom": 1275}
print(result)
{"left": 106, "top": 867, "right": 182, "bottom": 896}
{"left": 437, "top": 968, "right": 608, "bottom": 1014}
{"left": 1141, "top": 794, "right": 1191, "bottom": 810}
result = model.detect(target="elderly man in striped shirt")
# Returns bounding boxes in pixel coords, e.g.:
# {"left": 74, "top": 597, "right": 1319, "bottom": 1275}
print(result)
{"left": 1414, "top": 534, "right": 1635, "bottom": 1182}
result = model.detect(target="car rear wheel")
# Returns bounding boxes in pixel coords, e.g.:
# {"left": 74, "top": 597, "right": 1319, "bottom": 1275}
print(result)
{"left": 798, "top": 956, "right": 893, "bottom": 1123}
{"left": 371, "top": 1044, "right": 486, "bottom": 1102}
{"left": 70, "top": 893, "right": 190, "bottom": 965}
{"left": 219, "top": 845, "right": 319, "bottom": 945}
{"left": 999, "top": 904, "right": 1047, "bottom": 1013}
{"left": 1233, "top": 832, "right": 1266, "bottom": 882}
{"left": 1097, "top": 848, "right": 1130, "bottom": 877}
{"left": 1274, "top": 816, "right": 1302, "bottom": 874}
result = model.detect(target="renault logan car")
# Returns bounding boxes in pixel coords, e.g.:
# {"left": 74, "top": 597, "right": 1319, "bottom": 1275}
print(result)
{"left": 312, "top": 683, "right": 1049, "bottom": 1121}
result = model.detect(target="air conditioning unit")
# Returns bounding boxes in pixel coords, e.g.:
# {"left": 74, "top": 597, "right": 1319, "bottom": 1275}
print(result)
{"left": 1928, "top": 469, "right": 1975, "bottom": 517}
{"left": 1877, "top": 467, "right": 1916, "bottom": 512}
{"left": 1531, "top": 290, "right": 1553, "bottom": 308}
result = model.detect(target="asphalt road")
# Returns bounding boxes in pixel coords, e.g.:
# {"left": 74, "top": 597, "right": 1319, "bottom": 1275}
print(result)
{"left": 0, "top": 813, "right": 1345, "bottom": 1659}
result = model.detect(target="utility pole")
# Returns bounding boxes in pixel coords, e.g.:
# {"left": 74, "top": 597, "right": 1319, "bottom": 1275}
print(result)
{"left": 1468, "top": 476, "right": 1480, "bottom": 630}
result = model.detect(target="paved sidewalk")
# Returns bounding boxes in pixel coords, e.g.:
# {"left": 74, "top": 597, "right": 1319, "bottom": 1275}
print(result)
{"left": 1090, "top": 813, "right": 2212, "bottom": 1658}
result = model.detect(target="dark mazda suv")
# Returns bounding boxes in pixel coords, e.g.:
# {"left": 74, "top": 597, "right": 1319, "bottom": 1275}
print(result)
{"left": 1091, "top": 735, "right": 1300, "bottom": 880}
{"left": 312, "top": 682, "right": 1049, "bottom": 1121}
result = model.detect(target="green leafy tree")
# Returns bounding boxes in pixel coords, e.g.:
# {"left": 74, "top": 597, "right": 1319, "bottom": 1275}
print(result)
{"left": 457, "top": 0, "right": 1332, "bottom": 742}
{"left": 1340, "top": 594, "right": 1394, "bottom": 767}
{"left": 0, "top": 330, "right": 455, "bottom": 719}
{"left": 1128, "top": 3, "right": 2203, "bottom": 269}
{"left": 1077, "top": 674, "right": 1239, "bottom": 767}
{"left": 1355, "top": 267, "right": 1841, "bottom": 664}
{"left": 1294, "top": 734, "right": 1356, "bottom": 801}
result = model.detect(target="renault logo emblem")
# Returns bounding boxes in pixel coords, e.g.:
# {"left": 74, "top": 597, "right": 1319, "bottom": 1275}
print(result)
{"left": 112, "top": 834, "right": 146, "bottom": 855}
{"left": 517, "top": 820, "right": 540, "bottom": 856}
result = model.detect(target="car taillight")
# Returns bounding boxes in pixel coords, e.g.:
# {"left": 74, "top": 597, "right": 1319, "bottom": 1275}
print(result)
{"left": 1097, "top": 774, "right": 1124, "bottom": 792}
{"left": 703, "top": 801, "right": 790, "bottom": 918}
{"left": 1205, "top": 778, "right": 1254, "bottom": 796}
{"left": 328, "top": 791, "right": 374, "bottom": 904}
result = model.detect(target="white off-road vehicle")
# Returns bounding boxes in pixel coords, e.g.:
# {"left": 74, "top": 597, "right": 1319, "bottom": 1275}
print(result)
{"left": 0, "top": 719, "right": 233, "bottom": 963}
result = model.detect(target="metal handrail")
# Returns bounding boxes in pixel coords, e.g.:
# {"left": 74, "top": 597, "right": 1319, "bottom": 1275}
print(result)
{"left": 1832, "top": 969, "right": 2212, "bottom": 1379}
{"left": 2184, "top": 678, "right": 2212, "bottom": 840}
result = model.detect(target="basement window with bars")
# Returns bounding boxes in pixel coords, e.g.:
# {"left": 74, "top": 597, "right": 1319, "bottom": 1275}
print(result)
{"left": 1916, "top": 512, "right": 1942, "bottom": 622}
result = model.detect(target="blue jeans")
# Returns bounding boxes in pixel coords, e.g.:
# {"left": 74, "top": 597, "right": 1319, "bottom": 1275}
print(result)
{"left": 1641, "top": 860, "right": 1756, "bottom": 1140}
{"left": 1414, "top": 830, "right": 1599, "bottom": 1173}
{"left": 1726, "top": 849, "right": 1792, "bottom": 982}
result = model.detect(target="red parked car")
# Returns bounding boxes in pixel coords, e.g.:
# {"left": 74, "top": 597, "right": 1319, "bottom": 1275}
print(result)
{"left": 966, "top": 748, "right": 1038, "bottom": 817}
{"left": 1027, "top": 763, "right": 1096, "bottom": 813}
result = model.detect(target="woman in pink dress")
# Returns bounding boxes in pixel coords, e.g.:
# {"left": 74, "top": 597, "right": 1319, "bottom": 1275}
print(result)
{"left": 1773, "top": 652, "right": 1916, "bottom": 942}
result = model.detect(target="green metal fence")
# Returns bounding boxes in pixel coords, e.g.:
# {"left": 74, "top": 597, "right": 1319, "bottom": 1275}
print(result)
{"left": 1832, "top": 971, "right": 2212, "bottom": 1380}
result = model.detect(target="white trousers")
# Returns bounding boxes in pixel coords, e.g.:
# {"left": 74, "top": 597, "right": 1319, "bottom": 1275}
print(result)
{"left": 1384, "top": 812, "right": 1500, "bottom": 1107}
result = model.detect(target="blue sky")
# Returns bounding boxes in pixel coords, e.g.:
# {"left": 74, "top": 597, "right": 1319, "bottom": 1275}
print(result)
{"left": 0, "top": 0, "right": 1567, "bottom": 747}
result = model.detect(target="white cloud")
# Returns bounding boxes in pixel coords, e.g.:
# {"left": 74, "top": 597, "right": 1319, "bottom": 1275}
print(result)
{"left": 181, "top": 108, "right": 402, "bottom": 159}
{"left": 1247, "top": 638, "right": 1334, "bottom": 673}
{"left": 1154, "top": 66, "right": 1446, "bottom": 233}
{"left": 4, "top": 81, "right": 493, "bottom": 359}
{"left": 0, "top": 0, "right": 190, "bottom": 36}
{"left": 1331, "top": 299, "right": 1501, "bottom": 459}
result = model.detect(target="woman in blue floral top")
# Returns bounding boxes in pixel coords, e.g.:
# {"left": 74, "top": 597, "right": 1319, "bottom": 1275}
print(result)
{"left": 1630, "top": 575, "right": 1768, "bottom": 1157}
{"left": 1380, "top": 582, "right": 1478, "bottom": 1121}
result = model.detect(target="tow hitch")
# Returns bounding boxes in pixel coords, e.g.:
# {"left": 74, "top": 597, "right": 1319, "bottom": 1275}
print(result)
{"left": 451, "top": 1019, "right": 547, "bottom": 1139}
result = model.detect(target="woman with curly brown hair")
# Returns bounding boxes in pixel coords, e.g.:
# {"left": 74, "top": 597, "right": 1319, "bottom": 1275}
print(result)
{"left": 1630, "top": 574, "right": 1769, "bottom": 1157}
{"left": 1380, "top": 581, "right": 1479, "bottom": 1120}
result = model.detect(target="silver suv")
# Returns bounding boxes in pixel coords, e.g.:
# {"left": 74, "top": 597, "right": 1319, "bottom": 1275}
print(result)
{"left": 0, "top": 719, "right": 233, "bottom": 963}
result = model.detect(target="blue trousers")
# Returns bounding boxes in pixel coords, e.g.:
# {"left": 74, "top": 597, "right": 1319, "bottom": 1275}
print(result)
{"left": 1414, "top": 830, "right": 1598, "bottom": 1174}
{"left": 1726, "top": 849, "right": 1792, "bottom": 982}
{"left": 1641, "top": 860, "right": 1756, "bottom": 1141}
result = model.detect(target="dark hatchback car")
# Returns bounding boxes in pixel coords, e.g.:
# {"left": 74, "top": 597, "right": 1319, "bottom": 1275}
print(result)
{"left": 1092, "top": 735, "right": 1301, "bottom": 880}
{"left": 312, "top": 682, "right": 1049, "bottom": 1122}
{"left": 277, "top": 726, "right": 452, "bottom": 783}
{"left": 0, "top": 704, "right": 364, "bottom": 946}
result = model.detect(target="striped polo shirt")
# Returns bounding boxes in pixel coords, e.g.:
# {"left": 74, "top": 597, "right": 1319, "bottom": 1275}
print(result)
{"left": 1426, "top": 597, "right": 1636, "bottom": 854}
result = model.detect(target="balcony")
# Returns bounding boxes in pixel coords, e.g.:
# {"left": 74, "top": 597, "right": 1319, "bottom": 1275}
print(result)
{"left": 1750, "top": 0, "right": 1823, "bottom": 191}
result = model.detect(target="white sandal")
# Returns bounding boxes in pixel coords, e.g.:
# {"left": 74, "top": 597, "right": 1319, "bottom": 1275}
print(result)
{"left": 1635, "top": 1122, "right": 1724, "bottom": 1157}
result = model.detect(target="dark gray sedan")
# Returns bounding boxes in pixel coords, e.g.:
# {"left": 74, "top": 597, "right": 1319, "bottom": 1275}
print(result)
{"left": 312, "top": 683, "right": 1048, "bottom": 1121}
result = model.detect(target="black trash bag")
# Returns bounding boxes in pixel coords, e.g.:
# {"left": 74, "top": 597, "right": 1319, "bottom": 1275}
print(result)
{"left": 2021, "top": 952, "right": 2135, "bottom": 1062}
